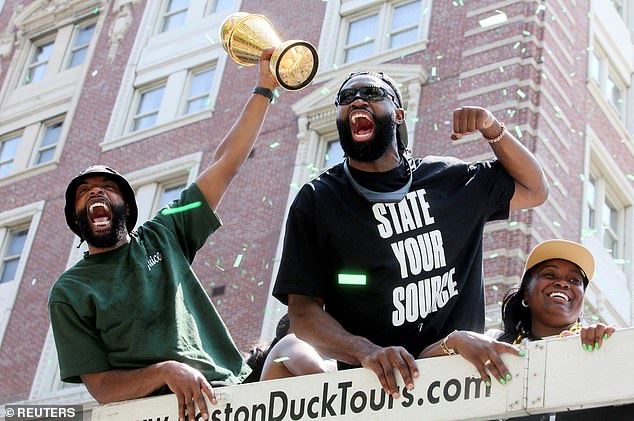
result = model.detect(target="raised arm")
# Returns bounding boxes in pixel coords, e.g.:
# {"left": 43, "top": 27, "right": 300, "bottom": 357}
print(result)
{"left": 452, "top": 106, "right": 549, "bottom": 210}
{"left": 81, "top": 361, "right": 216, "bottom": 421}
{"left": 288, "top": 294, "right": 419, "bottom": 398}
{"left": 195, "top": 49, "right": 278, "bottom": 210}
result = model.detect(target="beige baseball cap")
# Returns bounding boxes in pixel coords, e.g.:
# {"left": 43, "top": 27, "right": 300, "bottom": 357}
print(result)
{"left": 523, "top": 239, "right": 595, "bottom": 282}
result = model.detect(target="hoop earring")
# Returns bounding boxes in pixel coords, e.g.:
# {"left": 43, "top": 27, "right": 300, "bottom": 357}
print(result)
{"left": 521, "top": 299, "right": 529, "bottom": 308}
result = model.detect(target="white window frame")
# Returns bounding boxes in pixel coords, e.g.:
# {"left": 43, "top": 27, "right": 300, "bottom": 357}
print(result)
{"left": 181, "top": 65, "right": 217, "bottom": 116}
{"left": 587, "top": 43, "right": 630, "bottom": 126}
{"left": 31, "top": 117, "right": 65, "bottom": 166}
{"left": 64, "top": 20, "right": 97, "bottom": 70}
{"left": 103, "top": 0, "right": 238, "bottom": 150}
{"left": 318, "top": 0, "right": 431, "bottom": 71}
{"left": 0, "top": 201, "right": 45, "bottom": 347}
{"left": 158, "top": 0, "right": 191, "bottom": 33}
{"left": 129, "top": 82, "right": 167, "bottom": 133}
{"left": 0, "top": 115, "right": 67, "bottom": 182}
{"left": 22, "top": 36, "right": 56, "bottom": 86}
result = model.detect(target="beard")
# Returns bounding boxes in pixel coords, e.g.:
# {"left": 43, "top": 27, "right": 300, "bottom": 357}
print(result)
{"left": 337, "top": 112, "right": 397, "bottom": 162}
{"left": 76, "top": 204, "right": 128, "bottom": 248}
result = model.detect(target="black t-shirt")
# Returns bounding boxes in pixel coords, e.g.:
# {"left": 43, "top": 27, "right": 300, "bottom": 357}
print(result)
{"left": 273, "top": 156, "right": 515, "bottom": 363}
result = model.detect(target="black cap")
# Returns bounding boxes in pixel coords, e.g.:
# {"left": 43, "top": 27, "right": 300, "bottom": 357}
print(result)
{"left": 64, "top": 165, "right": 138, "bottom": 238}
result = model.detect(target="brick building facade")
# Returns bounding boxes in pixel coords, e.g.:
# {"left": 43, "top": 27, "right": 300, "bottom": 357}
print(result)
{"left": 0, "top": 0, "right": 632, "bottom": 411}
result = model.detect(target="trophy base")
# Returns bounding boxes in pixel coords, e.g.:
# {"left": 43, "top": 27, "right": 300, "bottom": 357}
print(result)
{"left": 271, "top": 40, "right": 319, "bottom": 91}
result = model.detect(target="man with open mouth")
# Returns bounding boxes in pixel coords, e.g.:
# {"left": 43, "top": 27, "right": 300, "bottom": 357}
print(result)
{"left": 48, "top": 50, "right": 281, "bottom": 421}
{"left": 273, "top": 70, "right": 551, "bottom": 399}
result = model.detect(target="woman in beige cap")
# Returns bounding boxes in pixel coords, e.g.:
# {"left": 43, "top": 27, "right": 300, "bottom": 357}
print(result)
{"left": 421, "top": 239, "right": 615, "bottom": 387}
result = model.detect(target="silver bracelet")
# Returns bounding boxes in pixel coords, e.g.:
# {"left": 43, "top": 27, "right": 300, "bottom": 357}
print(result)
{"left": 486, "top": 122, "right": 506, "bottom": 144}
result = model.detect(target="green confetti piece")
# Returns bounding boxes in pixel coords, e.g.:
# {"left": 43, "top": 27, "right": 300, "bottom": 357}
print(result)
{"left": 274, "top": 356, "right": 290, "bottom": 363}
{"left": 338, "top": 273, "right": 367, "bottom": 285}
{"left": 257, "top": 281, "right": 264, "bottom": 286}
{"left": 251, "top": 295, "right": 254, "bottom": 302}
{"left": 502, "top": 88, "right": 507, "bottom": 96}
{"left": 522, "top": 30, "right": 531, "bottom": 36}
{"left": 217, "top": 299, "right": 222, "bottom": 305}
{"left": 489, "top": 253, "right": 499, "bottom": 259}
{"left": 514, "top": 125, "right": 523, "bottom": 138}
{"left": 517, "top": 89, "right": 526, "bottom": 98}
{"left": 431, "top": 67, "right": 437, "bottom": 76}
{"left": 552, "top": 221, "right": 561, "bottom": 227}
{"left": 209, "top": 241, "right": 215, "bottom": 246}
{"left": 613, "top": 259, "right": 627, "bottom": 265}
{"left": 433, "top": 123, "right": 439, "bottom": 131}
{"left": 161, "top": 201, "right": 202, "bottom": 215}
{"left": 591, "top": 315, "right": 599, "bottom": 321}
{"left": 233, "top": 254, "right": 243, "bottom": 267}
{"left": 627, "top": 174, "right": 634, "bottom": 181}
{"left": 498, "top": 301, "right": 503, "bottom": 306}
{"left": 513, "top": 42, "right": 521, "bottom": 50}
{"left": 499, "top": 66, "right": 505, "bottom": 72}
{"left": 508, "top": 221, "right": 518, "bottom": 227}
{"left": 93, "top": 7, "right": 100, "bottom": 14}
{"left": 269, "top": 142, "right": 280, "bottom": 149}
{"left": 492, "top": 285, "right": 499, "bottom": 291}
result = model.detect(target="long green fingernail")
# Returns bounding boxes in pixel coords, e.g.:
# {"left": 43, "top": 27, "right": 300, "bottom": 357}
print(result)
{"left": 499, "top": 378, "right": 506, "bottom": 385}
{"left": 594, "top": 342, "right": 599, "bottom": 351}
{"left": 582, "top": 343, "right": 587, "bottom": 351}
{"left": 506, "top": 374, "right": 512, "bottom": 381}
{"left": 588, "top": 344, "right": 593, "bottom": 353}
{"left": 604, "top": 333, "right": 609, "bottom": 339}
{"left": 519, "top": 350, "right": 526, "bottom": 356}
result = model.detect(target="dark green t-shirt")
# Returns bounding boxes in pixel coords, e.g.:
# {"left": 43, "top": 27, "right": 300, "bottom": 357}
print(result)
{"left": 49, "top": 183, "right": 250, "bottom": 384}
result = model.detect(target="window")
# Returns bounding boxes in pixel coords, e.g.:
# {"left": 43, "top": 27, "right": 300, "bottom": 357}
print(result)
{"left": 585, "top": 171, "right": 626, "bottom": 259}
{"left": 587, "top": 44, "right": 628, "bottom": 123}
{"left": 156, "top": 182, "right": 187, "bottom": 210}
{"left": 0, "top": 201, "right": 44, "bottom": 346}
{"left": 607, "top": 76, "right": 624, "bottom": 116}
{"left": 0, "top": 228, "right": 28, "bottom": 284}
{"left": 66, "top": 23, "right": 96, "bottom": 69}
{"left": 588, "top": 50, "right": 601, "bottom": 85}
{"left": 344, "top": 14, "right": 379, "bottom": 63}
{"left": 184, "top": 67, "right": 215, "bottom": 115}
{"left": 160, "top": 0, "right": 190, "bottom": 33}
{"left": 131, "top": 84, "right": 166, "bottom": 132}
{"left": 337, "top": 0, "right": 426, "bottom": 65}
{"left": 0, "top": 133, "right": 21, "bottom": 176}
{"left": 323, "top": 140, "right": 344, "bottom": 169}
{"left": 24, "top": 39, "right": 54, "bottom": 85}
{"left": 34, "top": 120, "right": 63, "bottom": 165}
{"left": 211, "top": 0, "right": 234, "bottom": 14}
{"left": 389, "top": 0, "right": 422, "bottom": 48}
{"left": 586, "top": 176, "right": 597, "bottom": 230}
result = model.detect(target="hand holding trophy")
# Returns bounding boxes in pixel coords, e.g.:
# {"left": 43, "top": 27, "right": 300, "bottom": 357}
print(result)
{"left": 220, "top": 13, "right": 319, "bottom": 91}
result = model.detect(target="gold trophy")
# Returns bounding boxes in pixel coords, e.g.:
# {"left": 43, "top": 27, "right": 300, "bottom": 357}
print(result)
{"left": 220, "top": 13, "right": 319, "bottom": 91}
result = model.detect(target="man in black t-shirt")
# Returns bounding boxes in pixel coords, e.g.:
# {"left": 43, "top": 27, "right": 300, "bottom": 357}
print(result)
{"left": 272, "top": 71, "right": 549, "bottom": 399}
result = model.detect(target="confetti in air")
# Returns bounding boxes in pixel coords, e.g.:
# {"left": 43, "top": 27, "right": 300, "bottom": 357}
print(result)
{"left": 274, "top": 357, "right": 290, "bottom": 363}
{"left": 492, "top": 285, "right": 499, "bottom": 291}
{"left": 269, "top": 142, "right": 280, "bottom": 149}
{"left": 161, "top": 201, "right": 202, "bottom": 215}
{"left": 234, "top": 254, "right": 243, "bottom": 268}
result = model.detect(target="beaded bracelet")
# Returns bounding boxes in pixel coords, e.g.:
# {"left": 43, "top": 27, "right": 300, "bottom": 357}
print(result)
{"left": 485, "top": 122, "right": 506, "bottom": 144}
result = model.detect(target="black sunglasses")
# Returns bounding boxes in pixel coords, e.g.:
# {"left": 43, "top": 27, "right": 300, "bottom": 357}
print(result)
{"left": 335, "top": 86, "right": 396, "bottom": 106}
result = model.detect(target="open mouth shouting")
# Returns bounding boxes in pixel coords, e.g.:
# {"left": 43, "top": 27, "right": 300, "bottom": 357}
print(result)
{"left": 87, "top": 198, "right": 113, "bottom": 232}
{"left": 349, "top": 109, "right": 375, "bottom": 142}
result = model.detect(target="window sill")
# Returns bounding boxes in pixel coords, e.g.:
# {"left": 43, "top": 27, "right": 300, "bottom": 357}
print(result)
{"left": 101, "top": 108, "right": 214, "bottom": 152}
{"left": 0, "top": 162, "right": 58, "bottom": 188}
